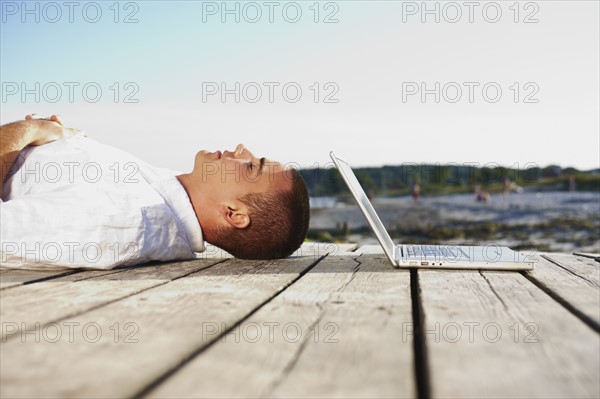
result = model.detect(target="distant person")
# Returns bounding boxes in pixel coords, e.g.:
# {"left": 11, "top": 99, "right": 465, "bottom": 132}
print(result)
{"left": 474, "top": 184, "right": 491, "bottom": 204}
{"left": 411, "top": 183, "right": 421, "bottom": 205}
{"left": 568, "top": 174, "right": 576, "bottom": 191}
{"left": 474, "top": 184, "right": 482, "bottom": 199}
{"left": 0, "top": 114, "right": 310, "bottom": 269}
{"left": 503, "top": 177, "right": 512, "bottom": 202}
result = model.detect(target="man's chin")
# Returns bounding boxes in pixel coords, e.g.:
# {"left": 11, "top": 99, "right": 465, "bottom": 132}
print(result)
{"left": 194, "top": 151, "right": 212, "bottom": 166}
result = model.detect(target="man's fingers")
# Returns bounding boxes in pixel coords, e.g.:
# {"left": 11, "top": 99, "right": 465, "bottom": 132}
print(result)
{"left": 50, "top": 115, "right": 64, "bottom": 125}
{"left": 26, "top": 114, "right": 47, "bottom": 120}
{"left": 25, "top": 114, "right": 63, "bottom": 125}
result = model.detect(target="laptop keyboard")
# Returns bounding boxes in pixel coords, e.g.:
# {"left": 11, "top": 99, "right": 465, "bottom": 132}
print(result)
{"left": 404, "top": 245, "right": 470, "bottom": 260}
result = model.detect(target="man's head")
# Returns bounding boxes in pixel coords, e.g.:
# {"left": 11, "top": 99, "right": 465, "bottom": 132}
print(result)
{"left": 178, "top": 144, "right": 310, "bottom": 259}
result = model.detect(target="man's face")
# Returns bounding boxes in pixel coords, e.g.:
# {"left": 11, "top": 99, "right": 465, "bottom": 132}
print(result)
{"left": 193, "top": 144, "right": 290, "bottom": 200}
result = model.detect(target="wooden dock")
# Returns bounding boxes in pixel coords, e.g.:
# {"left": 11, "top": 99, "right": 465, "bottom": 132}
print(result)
{"left": 1, "top": 243, "right": 599, "bottom": 398}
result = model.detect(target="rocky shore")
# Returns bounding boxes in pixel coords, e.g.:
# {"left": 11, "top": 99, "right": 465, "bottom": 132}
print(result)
{"left": 308, "top": 191, "right": 600, "bottom": 253}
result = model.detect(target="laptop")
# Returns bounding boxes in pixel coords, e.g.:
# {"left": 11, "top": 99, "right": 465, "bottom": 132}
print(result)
{"left": 329, "top": 152, "right": 535, "bottom": 270}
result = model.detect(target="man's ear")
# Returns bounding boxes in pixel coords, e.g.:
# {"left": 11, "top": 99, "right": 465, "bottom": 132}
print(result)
{"left": 224, "top": 204, "right": 250, "bottom": 229}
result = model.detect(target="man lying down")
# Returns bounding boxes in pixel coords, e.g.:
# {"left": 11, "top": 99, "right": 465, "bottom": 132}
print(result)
{"left": 0, "top": 114, "right": 310, "bottom": 270}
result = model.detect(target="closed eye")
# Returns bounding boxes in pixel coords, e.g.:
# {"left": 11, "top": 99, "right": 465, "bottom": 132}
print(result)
{"left": 246, "top": 158, "right": 265, "bottom": 176}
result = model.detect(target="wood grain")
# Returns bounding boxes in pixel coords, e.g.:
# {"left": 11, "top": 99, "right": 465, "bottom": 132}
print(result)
{"left": 2, "top": 250, "right": 598, "bottom": 399}
{"left": 573, "top": 252, "right": 600, "bottom": 260}
{"left": 353, "top": 244, "right": 385, "bottom": 255}
{"left": 524, "top": 255, "right": 600, "bottom": 329}
{"left": 196, "top": 243, "right": 358, "bottom": 260}
{"left": 0, "top": 256, "right": 320, "bottom": 399}
{"left": 1, "top": 259, "right": 221, "bottom": 341}
{"left": 541, "top": 253, "right": 600, "bottom": 288}
{"left": 0, "top": 269, "right": 80, "bottom": 290}
{"left": 147, "top": 255, "right": 415, "bottom": 399}
{"left": 419, "top": 269, "right": 600, "bottom": 398}
{"left": 293, "top": 242, "right": 358, "bottom": 257}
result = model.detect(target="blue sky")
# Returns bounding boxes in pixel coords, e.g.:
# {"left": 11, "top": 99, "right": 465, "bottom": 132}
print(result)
{"left": 1, "top": 0, "right": 599, "bottom": 171}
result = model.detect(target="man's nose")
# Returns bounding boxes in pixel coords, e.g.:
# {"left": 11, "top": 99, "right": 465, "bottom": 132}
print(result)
{"left": 234, "top": 144, "right": 245, "bottom": 156}
{"left": 224, "top": 144, "right": 247, "bottom": 159}
{"left": 223, "top": 144, "right": 250, "bottom": 160}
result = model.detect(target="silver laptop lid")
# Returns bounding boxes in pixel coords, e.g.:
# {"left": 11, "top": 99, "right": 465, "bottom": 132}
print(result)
{"left": 329, "top": 152, "right": 397, "bottom": 266}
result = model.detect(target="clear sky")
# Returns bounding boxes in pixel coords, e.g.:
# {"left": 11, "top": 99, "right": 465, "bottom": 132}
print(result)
{"left": 1, "top": 0, "right": 599, "bottom": 171}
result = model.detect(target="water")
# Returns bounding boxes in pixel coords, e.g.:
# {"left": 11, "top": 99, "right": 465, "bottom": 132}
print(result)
{"left": 409, "top": 191, "right": 600, "bottom": 225}
{"left": 309, "top": 196, "right": 340, "bottom": 209}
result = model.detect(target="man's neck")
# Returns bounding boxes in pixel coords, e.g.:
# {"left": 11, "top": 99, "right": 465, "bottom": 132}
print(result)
{"left": 176, "top": 173, "right": 204, "bottom": 229}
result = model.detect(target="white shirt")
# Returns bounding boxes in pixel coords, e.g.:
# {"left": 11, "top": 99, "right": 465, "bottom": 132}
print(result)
{"left": 0, "top": 136, "right": 204, "bottom": 270}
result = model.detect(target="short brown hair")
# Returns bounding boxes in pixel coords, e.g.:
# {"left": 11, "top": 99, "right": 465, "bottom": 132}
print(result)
{"left": 208, "top": 169, "right": 310, "bottom": 259}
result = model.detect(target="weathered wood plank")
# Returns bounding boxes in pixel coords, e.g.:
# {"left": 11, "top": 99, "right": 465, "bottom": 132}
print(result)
{"left": 196, "top": 242, "right": 357, "bottom": 259}
{"left": 146, "top": 255, "right": 415, "bottom": 399}
{"left": 524, "top": 255, "right": 600, "bottom": 329}
{"left": 270, "top": 255, "right": 414, "bottom": 398}
{"left": 541, "top": 253, "right": 599, "bottom": 288}
{"left": 419, "top": 270, "right": 600, "bottom": 398}
{"left": 0, "top": 256, "right": 322, "bottom": 399}
{"left": 292, "top": 242, "right": 357, "bottom": 257}
{"left": 0, "top": 260, "right": 221, "bottom": 341}
{"left": 195, "top": 243, "right": 233, "bottom": 259}
{"left": 573, "top": 252, "right": 600, "bottom": 260}
{"left": 353, "top": 244, "right": 385, "bottom": 255}
{"left": 326, "top": 242, "right": 358, "bottom": 255}
{"left": 0, "top": 269, "right": 80, "bottom": 290}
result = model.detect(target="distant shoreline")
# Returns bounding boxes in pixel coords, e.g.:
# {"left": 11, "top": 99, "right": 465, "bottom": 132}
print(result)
{"left": 301, "top": 165, "right": 600, "bottom": 199}
{"left": 308, "top": 191, "right": 600, "bottom": 254}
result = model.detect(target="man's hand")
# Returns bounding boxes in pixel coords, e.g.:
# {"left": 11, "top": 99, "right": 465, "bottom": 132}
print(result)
{"left": 24, "top": 114, "right": 84, "bottom": 146}
{"left": 25, "top": 113, "right": 64, "bottom": 125}
{"left": 1, "top": 114, "right": 83, "bottom": 197}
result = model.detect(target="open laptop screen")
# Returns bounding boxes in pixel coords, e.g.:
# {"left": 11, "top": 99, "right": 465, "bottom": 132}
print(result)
{"left": 329, "top": 152, "right": 396, "bottom": 263}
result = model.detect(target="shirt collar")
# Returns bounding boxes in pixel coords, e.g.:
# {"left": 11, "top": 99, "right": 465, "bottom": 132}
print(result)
{"left": 151, "top": 176, "right": 205, "bottom": 253}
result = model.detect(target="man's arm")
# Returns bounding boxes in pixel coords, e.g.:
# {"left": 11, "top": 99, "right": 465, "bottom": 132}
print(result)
{"left": 0, "top": 114, "right": 80, "bottom": 196}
